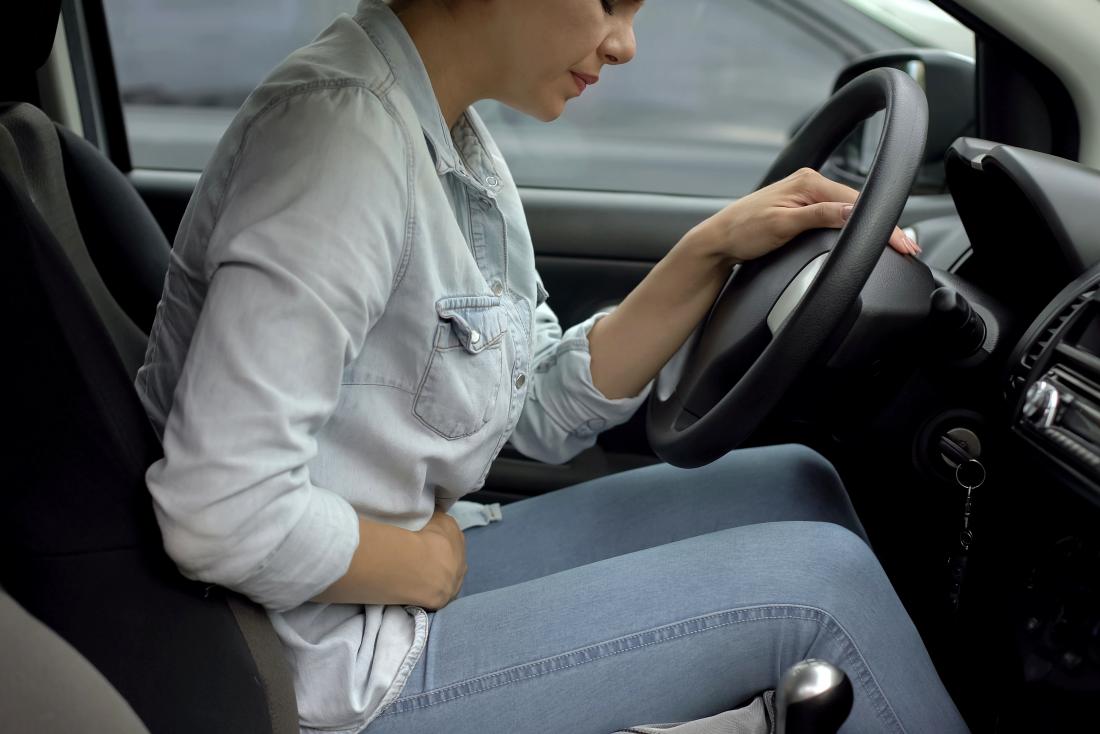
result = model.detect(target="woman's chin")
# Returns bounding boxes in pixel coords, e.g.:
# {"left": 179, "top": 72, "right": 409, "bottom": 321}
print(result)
{"left": 498, "top": 94, "right": 566, "bottom": 123}
{"left": 537, "top": 99, "right": 567, "bottom": 122}
{"left": 523, "top": 94, "right": 567, "bottom": 122}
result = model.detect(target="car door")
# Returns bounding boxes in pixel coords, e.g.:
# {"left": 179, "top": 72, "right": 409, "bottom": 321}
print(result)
{"left": 71, "top": 0, "right": 972, "bottom": 504}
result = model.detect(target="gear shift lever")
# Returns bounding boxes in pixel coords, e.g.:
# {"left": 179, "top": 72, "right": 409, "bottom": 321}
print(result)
{"left": 776, "top": 659, "right": 854, "bottom": 734}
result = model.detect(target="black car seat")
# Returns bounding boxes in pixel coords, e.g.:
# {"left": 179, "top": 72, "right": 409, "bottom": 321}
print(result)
{"left": 0, "top": 3, "right": 299, "bottom": 732}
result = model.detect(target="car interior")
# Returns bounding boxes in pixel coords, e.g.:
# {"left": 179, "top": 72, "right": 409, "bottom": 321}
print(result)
{"left": 3, "top": 0, "right": 1100, "bottom": 732}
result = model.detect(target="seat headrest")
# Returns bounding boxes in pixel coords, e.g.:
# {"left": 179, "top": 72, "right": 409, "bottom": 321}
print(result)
{"left": 1, "top": 2, "right": 63, "bottom": 74}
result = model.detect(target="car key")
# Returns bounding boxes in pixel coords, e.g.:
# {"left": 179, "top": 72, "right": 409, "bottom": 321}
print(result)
{"left": 947, "top": 458, "right": 986, "bottom": 611}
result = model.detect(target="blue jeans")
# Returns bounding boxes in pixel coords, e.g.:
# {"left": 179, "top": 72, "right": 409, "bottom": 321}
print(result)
{"left": 364, "top": 444, "right": 968, "bottom": 733}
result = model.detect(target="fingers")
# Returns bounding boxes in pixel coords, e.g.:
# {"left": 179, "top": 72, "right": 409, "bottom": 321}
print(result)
{"left": 787, "top": 200, "right": 849, "bottom": 232}
{"left": 788, "top": 167, "right": 859, "bottom": 205}
{"left": 787, "top": 169, "right": 921, "bottom": 255}
{"left": 890, "top": 226, "right": 921, "bottom": 255}
{"left": 785, "top": 201, "right": 919, "bottom": 255}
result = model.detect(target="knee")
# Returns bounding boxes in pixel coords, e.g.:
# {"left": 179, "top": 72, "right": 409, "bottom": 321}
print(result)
{"left": 727, "top": 443, "right": 848, "bottom": 505}
{"left": 781, "top": 443, "right": 845, "bottom": 491}
{"left": 704, "top": 520, "right": 891, "bottom": 618}
{"left": 766, "top": 521, "right": 890, "bottom": 610}
{"left": 804, "top": 520, "right": 876, "bottom": 568}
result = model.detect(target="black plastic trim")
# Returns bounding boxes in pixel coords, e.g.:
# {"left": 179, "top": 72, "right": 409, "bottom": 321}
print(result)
{"left": 931, "top": 0, "right": 1079, "bottom": 162}
{"left": 60, "top": 0, "right": 100, "bottom": 148}
{"left": 76, "top": 0, "right": 130, "bottom": 171}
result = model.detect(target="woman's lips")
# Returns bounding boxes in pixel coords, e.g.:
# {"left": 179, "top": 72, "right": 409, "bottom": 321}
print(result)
{"left": 569, "top": 72, "right": 598, "bottom": 95}
{"left": 571, "top": 72, "right": 587, "bottom": 95}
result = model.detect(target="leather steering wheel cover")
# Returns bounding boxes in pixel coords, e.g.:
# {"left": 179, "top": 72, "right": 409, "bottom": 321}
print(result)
{"left": 647, "top": 68, "right": 928, "bottom": 467}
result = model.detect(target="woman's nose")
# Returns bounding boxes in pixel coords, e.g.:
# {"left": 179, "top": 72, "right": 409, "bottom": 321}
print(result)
{"left": 601, "top": 25, "right": 636, "bottom": 65}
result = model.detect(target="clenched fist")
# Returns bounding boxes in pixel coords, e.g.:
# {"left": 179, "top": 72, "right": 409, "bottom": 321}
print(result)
{"left": 414, "top": 503, "right": 468, "bottom": 610}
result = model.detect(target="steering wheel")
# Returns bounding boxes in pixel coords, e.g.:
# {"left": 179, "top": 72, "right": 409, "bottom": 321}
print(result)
{"left": 646, "top": 68, "right": 928, "bottom": 468}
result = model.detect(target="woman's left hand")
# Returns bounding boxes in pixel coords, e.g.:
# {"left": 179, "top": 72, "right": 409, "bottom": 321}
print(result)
{"left": 689, "top": 167, "right": 920, "bottom": 266}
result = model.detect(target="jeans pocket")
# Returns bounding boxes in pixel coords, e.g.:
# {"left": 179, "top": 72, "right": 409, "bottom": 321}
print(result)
{"left": 413, "top": 296, "right": 507, "bottom": 439}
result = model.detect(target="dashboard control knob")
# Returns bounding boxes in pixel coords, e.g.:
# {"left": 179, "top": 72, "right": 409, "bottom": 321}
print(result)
{"left": 1023, "top": 380, "right": 1060, "bottom": 427}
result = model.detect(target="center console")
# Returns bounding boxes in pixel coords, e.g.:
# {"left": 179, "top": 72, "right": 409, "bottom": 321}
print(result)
{"left": 1008, "top": 267, "right": 1100, "bottom": 500}
{"left": 998, "top": 266, "right": 1100, "bottom": 719}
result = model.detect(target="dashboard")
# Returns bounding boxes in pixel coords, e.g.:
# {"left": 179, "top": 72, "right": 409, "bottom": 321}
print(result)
{"left": 941, "top": 137, "right": 1100, "bottom": 502}
{"left": 932, "top": 136, "right": 1100, "bottom": 717}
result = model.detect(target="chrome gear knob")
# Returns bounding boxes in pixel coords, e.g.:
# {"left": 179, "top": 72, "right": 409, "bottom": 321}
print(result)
{"left": 776, "top": 659, "right": 854, "bottom": 734}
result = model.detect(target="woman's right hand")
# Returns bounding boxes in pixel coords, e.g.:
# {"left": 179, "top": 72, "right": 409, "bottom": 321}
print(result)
{"left": 415, "top": 504, "right": 468, "bottom": 610}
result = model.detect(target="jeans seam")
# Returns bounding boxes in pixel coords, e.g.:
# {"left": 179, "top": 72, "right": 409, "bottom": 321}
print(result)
{"left": 378, "top": 603, "right": 905, "bottom": 733}
{"left": 813, "top": 610, "right": 907, "bottom": 734}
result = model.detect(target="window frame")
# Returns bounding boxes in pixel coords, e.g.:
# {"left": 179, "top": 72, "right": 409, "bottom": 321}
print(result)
{"left": 61, "top": 0, "right": 131, "bottom": 170}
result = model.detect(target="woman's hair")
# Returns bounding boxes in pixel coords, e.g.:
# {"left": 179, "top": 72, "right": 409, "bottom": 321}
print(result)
{"left": 383, "top": 0, "right": 463, "bottom": 14}
{"left": 385, "top": 0, "right": 459, "bottom": 8}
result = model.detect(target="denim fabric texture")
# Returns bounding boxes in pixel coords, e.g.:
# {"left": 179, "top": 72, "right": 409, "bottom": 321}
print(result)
{"left": 366, "top": 446, "right": 969, "bottom": 734}
{"left": 133, "top": 0, "right": 648, "bottom": 730}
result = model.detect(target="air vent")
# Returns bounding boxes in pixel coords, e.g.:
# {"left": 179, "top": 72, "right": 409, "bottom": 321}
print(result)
{"left": 1023, "top": 291, "right": 1094, "bottom": 369}
{"left": 1008, "top": 289, "right": 1097, "bottom": 400}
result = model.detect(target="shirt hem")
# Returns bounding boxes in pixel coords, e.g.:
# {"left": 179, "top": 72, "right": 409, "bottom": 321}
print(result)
{"left": 298, "top": 604, "right": 430, "bottom": 734}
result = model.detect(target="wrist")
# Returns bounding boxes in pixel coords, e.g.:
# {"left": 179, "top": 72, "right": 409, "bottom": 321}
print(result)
{"left": 404, "top": 526, "right": 436, "bottom": 606}
{"left": 311, "top": 517, "right": 428, "bottom": 606}
{"left": 682, "top": 219, "right": 741, "bottom": 270}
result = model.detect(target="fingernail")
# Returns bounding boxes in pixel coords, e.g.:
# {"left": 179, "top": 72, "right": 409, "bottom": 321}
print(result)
{"left": 841, "top": 205, "right": 853, "bottom": 221}
{"left": 906, "top": 235, "right": 919, "bottom": 251}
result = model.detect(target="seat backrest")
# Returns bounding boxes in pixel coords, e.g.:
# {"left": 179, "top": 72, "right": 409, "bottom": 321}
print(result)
{"left": 0, "top": 101, "right": 176, "bottom": 362}
{"left": 0, "top": 142, "right": 296, "bottom": 734}
{"left": 0, "top": 6, "right": 298, "bottom": 731}
{"left": 56, "top": 121, "right": 172, "bottom": 336}
{"left": 0, "top": 102, "right": 149, "bottom": 374}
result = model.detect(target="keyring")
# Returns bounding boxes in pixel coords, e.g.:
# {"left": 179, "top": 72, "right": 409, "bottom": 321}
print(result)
{"left": 955, "top": 458, "right": 986, "bottom": 490}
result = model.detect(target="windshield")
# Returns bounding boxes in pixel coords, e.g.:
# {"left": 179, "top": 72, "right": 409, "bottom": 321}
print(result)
{"left": 841, "top": 0, "right": 974, "bottom": 56}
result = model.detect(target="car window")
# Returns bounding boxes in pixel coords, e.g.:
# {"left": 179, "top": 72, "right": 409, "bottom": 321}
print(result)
{"left": 103, "top": 0, "right": 359, "bottom": 169}
{"left": 103, "top": 0, "right": 971, "bottom": 198}
{"left": 839, "top": 0, "right": 974, "bottom": 57}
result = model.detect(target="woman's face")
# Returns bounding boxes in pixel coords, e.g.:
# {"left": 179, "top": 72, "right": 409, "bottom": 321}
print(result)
{"left": 485, "top": 0, "right": 644, "bottom": 121}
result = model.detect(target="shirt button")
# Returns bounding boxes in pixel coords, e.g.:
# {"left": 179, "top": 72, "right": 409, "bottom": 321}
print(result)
{"left": 515, "top": 373, "right": 526, "bottom": 389}
{"left": 491, "top": 280, "right": 504, "bottom": 296}
{"left": 485, "top": 175, "right": 499, "bottom": 187}
{"left": 469, "top": 329, "right": 481, "bottom": 345}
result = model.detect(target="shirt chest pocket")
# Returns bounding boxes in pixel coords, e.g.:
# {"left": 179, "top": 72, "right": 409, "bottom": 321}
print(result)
{"left": 414, "top": 296, "right": 508, "bottom": 440}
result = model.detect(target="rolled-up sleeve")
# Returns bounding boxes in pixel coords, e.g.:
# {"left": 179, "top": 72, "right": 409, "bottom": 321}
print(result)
{"left": 509, "top": 300, "right": 651, "bottom": 465}
{"left": 144, "top": 85, "right": 409, "bottom": 612}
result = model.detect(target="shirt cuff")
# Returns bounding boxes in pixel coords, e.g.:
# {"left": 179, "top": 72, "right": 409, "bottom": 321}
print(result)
{"left": 237, "top": 486, "right": 360, "bottom": 612}
{"left": 552, "top": 310, "right": 652, "bottom": 440}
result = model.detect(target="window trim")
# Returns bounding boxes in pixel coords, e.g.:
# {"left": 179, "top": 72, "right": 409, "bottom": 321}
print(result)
{"left": 931, "top": 0, "right": 1079, "bottom": 161}
{"left": 65, "top": 0, "right": 131, "bottom": 171}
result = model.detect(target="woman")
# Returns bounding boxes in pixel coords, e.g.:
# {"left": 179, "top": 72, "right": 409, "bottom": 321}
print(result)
{"left": 135, "top": 0, "right": 964, "bottom": 732}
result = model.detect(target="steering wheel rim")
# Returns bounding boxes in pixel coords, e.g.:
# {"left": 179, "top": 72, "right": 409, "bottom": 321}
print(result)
{"left": 646, "top": 67, "right": 928, "bottom": 468}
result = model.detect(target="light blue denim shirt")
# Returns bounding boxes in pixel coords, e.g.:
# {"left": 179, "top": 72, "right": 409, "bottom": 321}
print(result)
{"left": 134, "top": 1, "right": 651, "bottom": 731}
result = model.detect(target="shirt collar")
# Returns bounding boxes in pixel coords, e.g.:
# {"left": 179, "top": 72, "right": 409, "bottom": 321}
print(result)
{"left": 354, "top": 0, "right": 464, "bottom": 175}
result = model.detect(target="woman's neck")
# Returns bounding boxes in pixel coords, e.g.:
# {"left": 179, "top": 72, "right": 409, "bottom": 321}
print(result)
{"left": 392, "top": 0, "right": 494, "bottom": 128}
